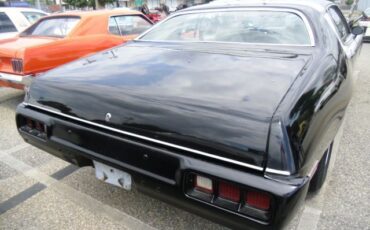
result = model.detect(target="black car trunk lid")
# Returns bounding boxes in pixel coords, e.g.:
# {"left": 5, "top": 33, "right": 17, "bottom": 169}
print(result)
{"left": 27, "top": 42, "right": 312, "bottom": 170}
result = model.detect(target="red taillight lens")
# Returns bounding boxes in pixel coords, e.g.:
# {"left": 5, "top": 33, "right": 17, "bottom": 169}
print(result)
{"left": 35, "top": 121, "right": 44, "bottom": 132}
{"left": 194, "top": 175, "right": 213, "bottom": 193}
{"left": 26, "top": 118, "right": 33, "bottom": 128}
{"left": 21, "top": 117, "right": 47, "bottom": 139}
{"left": 246, "top": 191, "right": 271, "bottom": 210}
{"left": 218, "top": 181, "right": 240, "bottom": 202}
{"left": 11, "top": 58, "right": 23, "bottom": 73}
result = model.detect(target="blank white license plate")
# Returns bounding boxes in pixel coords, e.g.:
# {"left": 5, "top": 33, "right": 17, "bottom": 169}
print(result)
{"left": 93, "top": 161, "right": 132, "bottom": 191}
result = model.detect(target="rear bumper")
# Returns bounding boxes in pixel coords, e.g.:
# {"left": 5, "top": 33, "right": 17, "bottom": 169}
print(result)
{"left": 16, "top": 103, "right": 310, "bottom": 230}
{"left": 0, "top": 72, "right": 32, "bottom": 89}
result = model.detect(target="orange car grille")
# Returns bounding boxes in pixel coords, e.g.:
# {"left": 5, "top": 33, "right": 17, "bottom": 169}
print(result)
{"left": 11, "top": 59, "right": 23, "bottom": 73}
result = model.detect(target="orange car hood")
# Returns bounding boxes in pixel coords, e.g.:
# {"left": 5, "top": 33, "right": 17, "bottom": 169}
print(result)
{"left": 0, "top": 36, "right": 60, "bottom": 58}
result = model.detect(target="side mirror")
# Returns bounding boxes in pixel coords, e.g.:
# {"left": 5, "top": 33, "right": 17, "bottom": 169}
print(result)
{"left": 352, "top": 26, "right": 364, "bottom": 35}
{"left": 363, "top": 11, "right": 369, "bottom": 19}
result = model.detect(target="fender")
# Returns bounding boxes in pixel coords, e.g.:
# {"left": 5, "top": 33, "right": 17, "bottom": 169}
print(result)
{"left": 266, "top": 49, "right": 352, "bottom": 177}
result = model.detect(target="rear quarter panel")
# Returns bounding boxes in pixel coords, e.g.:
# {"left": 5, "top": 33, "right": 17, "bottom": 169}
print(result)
{"left": 22, "top": 35, "right": 125, "bottom": 75}
{"left": 274, "top": 49, "right": 352, "bottom": 177}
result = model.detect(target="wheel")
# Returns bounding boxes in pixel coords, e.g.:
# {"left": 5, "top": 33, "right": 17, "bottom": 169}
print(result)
{"left": 309, "top": 142, "right": 333, "bottom": 192}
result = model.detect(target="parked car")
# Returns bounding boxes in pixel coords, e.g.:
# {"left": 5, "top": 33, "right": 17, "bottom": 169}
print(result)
{"left": 359, "top": 8, "right": 370, "bottom": 41}
{"left": 16, "top": 0, "right": 363, "bottom": 229}
{"left": 133, "top": 5, "right": 164, "bottom": 23}
{"left": 0, "top": 9, "right": 153, "bottom": 89}
{"left": 0, "top": 7, "right": 47, "bottom": 40}
{"left": 147, "top": 10, "right": 163, "bottom": 23}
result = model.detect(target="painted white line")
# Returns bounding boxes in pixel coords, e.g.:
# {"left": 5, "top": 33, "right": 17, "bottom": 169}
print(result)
{"left": 353, "top": 70, "right": 360, "bottom": 83}
{"left": 0, "top": 150, "right": 158, "bottom": 230}
{"left": 0, "top": 143, "right": 30, "bottom": 158}
{"left": 296, "top": 207, "right": 322, "bottom": 230}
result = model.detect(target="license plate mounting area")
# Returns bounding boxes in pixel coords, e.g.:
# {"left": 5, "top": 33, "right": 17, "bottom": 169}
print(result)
{"left": 93, "top": 161, "right": 132, "bottom": 191}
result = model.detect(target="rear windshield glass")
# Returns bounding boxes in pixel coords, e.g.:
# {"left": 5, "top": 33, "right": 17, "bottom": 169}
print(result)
{"left": 22, "top": 17, "right": 80, "bottom": 37}
{"left": 21, "top": 11, "right": 47, "bottom": 24}
{"left": 0, "top": 12, "right": 17, "bottom": 33}
{"left": 109, "top": 15, "right": 152, "bottom": 36}
{"left": 365, "top": 8, "right": 370, "bottom": 16}
{"left": 140, "top": 11, "right": 312, "bottom": 45}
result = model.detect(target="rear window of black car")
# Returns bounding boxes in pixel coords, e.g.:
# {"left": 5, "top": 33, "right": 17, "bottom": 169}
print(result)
{"left": 21, "top": 16, "right": 80, "bottom": 37}
{"left": 109, "top": 15, "right": 152, "bottom": 36}
{"left": 0, "top": 12, "right": 17, "bottom": 33}
{"left": 140, "top": 10, "right": 312, "bottom": 45}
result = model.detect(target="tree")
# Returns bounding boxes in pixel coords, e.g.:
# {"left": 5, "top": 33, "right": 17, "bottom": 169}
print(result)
{"left": 63, "top": 0, "right": 91, "bottom": 8}
{"left": 63, "top": 0, "right": 117, "bottom": 9}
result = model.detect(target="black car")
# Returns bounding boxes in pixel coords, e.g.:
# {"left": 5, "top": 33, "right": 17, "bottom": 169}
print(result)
{"left": 16, "top": 0, "right": 363, "bottom": 229}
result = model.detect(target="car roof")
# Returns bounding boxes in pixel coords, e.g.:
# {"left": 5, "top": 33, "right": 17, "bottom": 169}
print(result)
{"left": 33, "top": 8, "right": 147, "bottom": 37}
{"left": 0, "top": 7, "right": 46, "bottom": 13}
{"left": 44, "top": 9, "right": 142, "bottom": 19}
{"left": 182, "top": 0, "right": 334, "bottom": 13}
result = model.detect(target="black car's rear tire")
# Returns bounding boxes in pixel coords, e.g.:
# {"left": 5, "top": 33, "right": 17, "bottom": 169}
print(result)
{"left": 309, "top": 142, "right": 333, "bottom": 192}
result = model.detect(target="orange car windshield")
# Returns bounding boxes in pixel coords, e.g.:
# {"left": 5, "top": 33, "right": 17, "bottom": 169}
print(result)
{"left": 21, "top": 16, "right": 80, "bottom": 38}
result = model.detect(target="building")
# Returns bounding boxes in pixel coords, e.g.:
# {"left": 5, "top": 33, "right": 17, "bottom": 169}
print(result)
{"left": 358, "top": 0, "right": 370, "bottom": 10}
{"left": 0, "top": 0, "right": 30, "bottom": 7}
{"left": 120, "top": 0, "right": 212, "bottom": 10}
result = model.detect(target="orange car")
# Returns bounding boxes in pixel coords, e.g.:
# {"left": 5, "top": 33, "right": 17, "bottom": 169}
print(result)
{"left": 0, "top": 9, "right": 153, "bottom": 89}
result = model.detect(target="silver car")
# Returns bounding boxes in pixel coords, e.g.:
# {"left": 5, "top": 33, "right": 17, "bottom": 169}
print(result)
{"left": 0, "top": 7, "right": 47, "bottom": 40}
{"left": 359, "top": 8, "right": 370, "bottom": 41}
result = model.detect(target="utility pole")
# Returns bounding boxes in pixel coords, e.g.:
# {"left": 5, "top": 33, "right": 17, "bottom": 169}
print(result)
{"left": 349, "top": 0, "right": 359, "bottom": 18}
{"left": 36, "top": 0, "right": 41, "bottom": 9}
{"left": 95, "top": 0, "right": 100, "bottom": 9}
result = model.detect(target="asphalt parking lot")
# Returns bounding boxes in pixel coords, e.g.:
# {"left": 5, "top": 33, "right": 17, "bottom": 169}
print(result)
{"left": 0, "top": 44, "right": 369, "bottom": 230}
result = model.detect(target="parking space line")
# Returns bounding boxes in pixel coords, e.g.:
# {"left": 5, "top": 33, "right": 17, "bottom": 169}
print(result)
{"left": 0, "top": 143, "right": 29, "bottom": 157}
{"left": 0, "top": 151, "right": 158, "bottom": 230}
{"left": 50, "top": 164, "right": 78, "bottom": 180}
{"left": 0, "top": 183, "right": 46, "bottom": 215}
{"left": 1, "top": 154, "right": 58, "bottom": 186}
{"left": 296, "top": 206, "right": 322, "bottom": 230}
{"left": 0, "top": 163, "right": 77, "bottom": 215}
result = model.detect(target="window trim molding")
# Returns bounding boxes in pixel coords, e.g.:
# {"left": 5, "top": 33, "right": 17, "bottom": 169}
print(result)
{"left": 136, "top": 7, "right": 316, "bottom": 47}
{"left": 107, "top": 14, "right": 153, "bottom": 37}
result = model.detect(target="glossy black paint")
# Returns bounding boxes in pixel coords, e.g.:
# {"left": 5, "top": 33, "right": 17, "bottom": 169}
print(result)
{"left": 16, "top": 1, "right": 362, "bottom": 229}
{"left": 27, "top": 41, "right": 311, "bottom": 168}
{"left": 16, "top": 103, "right": 309, "bottom": 229}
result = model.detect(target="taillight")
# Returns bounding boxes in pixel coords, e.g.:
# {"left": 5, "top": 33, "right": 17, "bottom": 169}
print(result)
{"left": 245, "top": 191, "right": 271, "bottom": 210}
{"left": 194, "top": 175, "right": 213, "bottom": 194}
{"left": 185, "top": 173, "right": 273, "bottom": 222}
{"left": 218, "top": 181, "right": 240, "bottom": 202}
{"left": 35, "top": 121, "right": 45, "bottom": 133}
{"left": 26, "top": 118, "right": 34, "bottom": 129}
{"left": 19, "top": 117, "right": 47, "bottom": 140}
{"left": 11, "top": 58, "right": 23, "bottom": 73}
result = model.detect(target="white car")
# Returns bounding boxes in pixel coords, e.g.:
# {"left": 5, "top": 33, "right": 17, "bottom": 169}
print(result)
{"left": 359, "top": 8, "right": 370, "bottom": 42}
{"left": 0, "top": 7, "right": 47, "bottom": 39}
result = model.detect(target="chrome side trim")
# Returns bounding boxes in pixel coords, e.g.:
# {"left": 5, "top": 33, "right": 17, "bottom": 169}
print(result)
{"left": 265, "top": 168, "right": 291, "bottom": 176}
{"left": 136, "top": 7, "right": 316, "bottom": 47}
{"left": 23, "top": 102, "right": 264, "bottom": 172}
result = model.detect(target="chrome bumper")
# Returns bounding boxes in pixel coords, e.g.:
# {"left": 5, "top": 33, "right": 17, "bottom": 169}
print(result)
{"left": 0, "top": 72, "right": 32, "bottom": 86}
